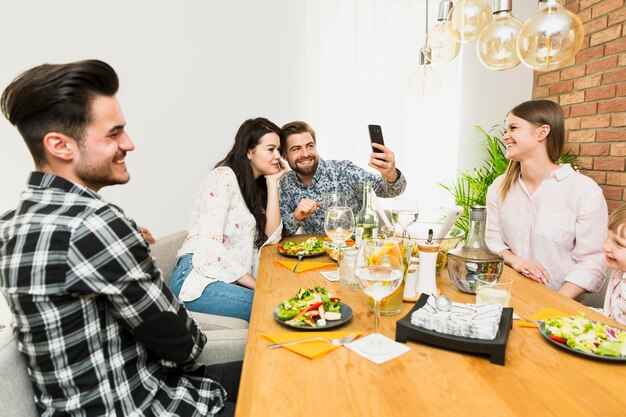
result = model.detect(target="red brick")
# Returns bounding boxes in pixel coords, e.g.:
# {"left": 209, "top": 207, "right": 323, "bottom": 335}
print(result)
{"left": 565, "top": 0, "right": 580, "bottom": 13}
{"left": 586, "top": 85, "right": 616, "bottom": 101}
{"left": 583, "top": 16, "right": 608, "bottom": 34}
{"left": 565, "top": 118, "right": 581, "bottom": 130}
{"left": 580, "top": 0, "right": 604, "bottom": 10}
{"left": 607, "top": 6, "right": 626, "bottom": 25}
{"left": 538, "top": 71, "right": 560, "bottom": 86}
{"left": 568, "top": 130, "right": 597, "bottom": 142}
{"left": 608, "top": 200, "right": 626, "bottom": 214}
{"left": 570, "top": 102, "right": 598, "bottom": 116}
{"left": 561, "top": 65, "right": 586, "bottom": 80}
{"left": 550, "top": 80, "right": 574, "bottom": 95}
{"left": 560, "top": 91, "right": 586, "bottom": 105}
{"left": 574, "top": 75, "right": 602, "bottom": 89}
{"left": 576, "top": 45, "right": 605, "bottom": 63}
{"left": 606, "top": 171, "right": 626, "bottom": 186}
{"left": 577, "top": 156, "right": 594, "bottom": 169}
{"left": 562, "top": 105, "right": 572, "bottom": 118}
{"left": 586, "top": 55, "right": 618, "bottom": 73}
{"left": 599, "top": 97, "right": 626, "bottom": 113}
{"left": 532, "top": 86, "right": 550, "bottom": 98}
{"left": 581, "top": 114, "right": 612, "bottom": 128}
{"left": 592, "top": 0, "right": 625, "bottom": 18}
{"left": 581, "top": 143, "right": 610, "bottom": 155}
{"left": 597, "top": 129, "right": 626, "bottom": 142}
{"left": 594, "top": 157, "right": 625, "bottom": 171}
{"left": 611, "top": 143, "right": 626, "bottom": 156}
{"left": 606, "top": 36, "right": 626, "bottom": 55}
{"left": 590, "top": 25, "right": 622, "bottom": 46}
{"left": 600, "top": 184, "right": 624, "bottom": 200}
{"left": 582, "top": 169, "right": 607, "bottom": 184}
{"left": 579, "top": 7, "right": 593, "bottom": 22}
{"left": 564, "top": 143, "right": 581, "bottom": 155}
{"left": 602, "top": 67, "right": 626, "bottom": 84}
{"left": 583, "top": 35, "right": 591, "bottom": 50}
{"left": 612, "top": 112, "right": 626, "bottom": 126}
{"left": 618, "top": 82, "right": 626, "bottom": 97}
{"left": 619, "top": 53, "right": 626, "bottom": 67}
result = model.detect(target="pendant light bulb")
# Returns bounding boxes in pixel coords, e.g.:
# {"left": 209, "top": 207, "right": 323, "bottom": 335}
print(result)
{"left": 426, "top": 0, "right": 461, "bottom": 63}
{"left": 408, "top": 47, "right": 442, "bottom": 100}
{"left": 517, "top": 0, "right": 584, "bottom": 71}
{"left": 477, "top": 0, "right": 523, "bottom": 71}
{"left": 450, "top": 0, "right": 493, "bottom": 43}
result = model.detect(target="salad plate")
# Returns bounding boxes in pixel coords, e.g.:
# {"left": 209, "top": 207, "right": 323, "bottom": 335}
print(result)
{"left": 539, "top": 319, "right": 626, "bottom": 362}
{"left": 277, "top": 246, "right": 326, "bottom": 258}
{"left": 274, "top": 302, "right": 352, "bottom": 331}
{"left": 278, "top": 237, "right": 326, "bottom": 258}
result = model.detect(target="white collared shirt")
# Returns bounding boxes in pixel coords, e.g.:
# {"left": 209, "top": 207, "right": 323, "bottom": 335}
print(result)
{"left": 486, "top": 164, "right": 607, "bottom": 292}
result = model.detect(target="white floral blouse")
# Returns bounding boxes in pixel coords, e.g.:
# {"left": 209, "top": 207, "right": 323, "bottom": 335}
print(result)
{"left": 603, "top": 270, "right": 626, "bottom": 326}
{"left": 176, "top": 166, "right": 282, "bottom": 302}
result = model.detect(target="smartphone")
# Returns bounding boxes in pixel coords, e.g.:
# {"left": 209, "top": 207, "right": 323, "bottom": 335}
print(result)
{"left": 368, "top": 124, "right": 385, "bottom": 153}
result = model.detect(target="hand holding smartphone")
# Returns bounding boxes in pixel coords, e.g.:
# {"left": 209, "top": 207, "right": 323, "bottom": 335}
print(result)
{"left": 368, "top": 124, "right": 385, "bottom": 153}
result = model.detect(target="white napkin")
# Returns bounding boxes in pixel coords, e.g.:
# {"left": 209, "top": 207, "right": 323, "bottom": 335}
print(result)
{"left": 319, "top": 270, "right": 340, "bottom": 282}
{"left": 411, "top": 295, "right": 502, "bottom": 340}
{"left": 345, "top": 334, "right": 411, "bottom": 364}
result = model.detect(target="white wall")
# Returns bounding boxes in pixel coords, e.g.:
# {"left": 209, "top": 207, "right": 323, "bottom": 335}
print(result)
{"left": 0, "top": 0, "right": 307, "bottom": 238}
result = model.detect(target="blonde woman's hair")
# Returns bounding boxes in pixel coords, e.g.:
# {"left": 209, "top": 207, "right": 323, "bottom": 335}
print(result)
{"left": 499, "top": 99, "right": 565, "bottom": 201}
{"left": 608, "top": 204, "right": 626, "bottom": 237}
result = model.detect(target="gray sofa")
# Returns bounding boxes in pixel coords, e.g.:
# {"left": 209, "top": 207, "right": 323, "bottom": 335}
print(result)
{"left": 0, "top": 231, "right": 248, "bottom": 417}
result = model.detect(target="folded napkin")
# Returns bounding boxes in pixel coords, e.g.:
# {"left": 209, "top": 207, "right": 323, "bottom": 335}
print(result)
{"left": 517, "top": 307, "right": 569, "bottom": 328}
{"left": 345, "top": 334, "right": 411, "bottom": 365}
{"left": 411, "top": 295, "right": 503, "bottom": 340}
{"left": 262, "top": 331, "right": 361, "bottom": 359}
{"left": 274, "top": 260, "right": 336, "bottom": 273}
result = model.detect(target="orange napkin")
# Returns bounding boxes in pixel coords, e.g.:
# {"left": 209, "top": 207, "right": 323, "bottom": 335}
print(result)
{"left": 517, "top": 307, "right": 569, "bottom": 328}
{"left": 274, "top": 260, "right": 336, "bottom": 273}
{"left": 323, "top": 237, "right": 355, "bottom": 246}
{"left": 262, "top": 331, "right": 361, "bottom": 359}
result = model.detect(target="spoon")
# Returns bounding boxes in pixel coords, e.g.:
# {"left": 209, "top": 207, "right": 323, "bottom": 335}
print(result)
{"left": 292, "top": 251, "right": 306, "bottom": 272}
{"left": 435, "top": 295, "right": 452, "bottom": 312}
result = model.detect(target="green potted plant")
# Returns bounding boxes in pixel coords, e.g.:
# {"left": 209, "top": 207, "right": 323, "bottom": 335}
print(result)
{"left": 440, "top": 125, "right": 578, "bottom": 240}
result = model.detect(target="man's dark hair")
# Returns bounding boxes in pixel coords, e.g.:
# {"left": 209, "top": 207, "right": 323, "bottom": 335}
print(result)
{"left": 1, "top": 59, "right": 119, "bottom": 166}
{"left": 280, "top": 121, "right": 316, "bottom": 153}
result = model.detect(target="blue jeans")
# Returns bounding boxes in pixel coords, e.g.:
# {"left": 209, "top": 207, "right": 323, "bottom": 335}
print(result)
{"left": 170, "top": 253, "right": 253, "bottom": 322}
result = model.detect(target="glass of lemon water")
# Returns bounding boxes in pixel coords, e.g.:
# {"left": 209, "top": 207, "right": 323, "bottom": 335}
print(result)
{"left": 475, "top": 274, "right": 513, "bottom": 307}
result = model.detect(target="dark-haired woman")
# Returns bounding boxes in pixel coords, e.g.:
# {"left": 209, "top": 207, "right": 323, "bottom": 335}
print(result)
{"left": 486, "top": 100, "right": 607, "bottom": 299}
{"left": 170, "top": 118, "right": 285, "bottom": 321}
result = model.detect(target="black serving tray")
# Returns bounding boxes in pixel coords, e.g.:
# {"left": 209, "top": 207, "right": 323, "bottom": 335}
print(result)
{"left": 395, "top": 294, "right": 513, "bottom": 365}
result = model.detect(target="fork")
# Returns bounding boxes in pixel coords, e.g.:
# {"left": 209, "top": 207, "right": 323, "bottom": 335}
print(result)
{"left": 514, "top": 313, "right": 542, "bottom": 325}
{"left": 292, "top": 251, "right": 306, "bottom": 272}
{"left": 266, "top": 333, "right": 357, "bottom": 349}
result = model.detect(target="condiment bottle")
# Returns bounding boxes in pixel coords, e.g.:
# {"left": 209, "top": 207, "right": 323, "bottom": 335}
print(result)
{"left": 354, "top": 182, "right": 378, "bottom": 247}
{"left": 415, "top": 229, "right": 439, "bottom": 295}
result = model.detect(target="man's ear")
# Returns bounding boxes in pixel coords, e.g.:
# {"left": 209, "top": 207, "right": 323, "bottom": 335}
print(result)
{"left": 43, "top": 132, "right": 75, "bottom": 161}
{"left": 536, "top": 124, "right": 551, "bottom": 142}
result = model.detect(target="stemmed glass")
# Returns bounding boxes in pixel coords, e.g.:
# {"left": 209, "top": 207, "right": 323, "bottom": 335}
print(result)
{"left": 354, "top": 239, "right": 404, "bottom": 355}
{"left": 323, "top": 207, "right": 355, "bottom": 279}
{"left": 391, "top": 196, "right": 419, "bottom": 240}
{"left": 322, "top": 192, "right": 347, "bottom": 210}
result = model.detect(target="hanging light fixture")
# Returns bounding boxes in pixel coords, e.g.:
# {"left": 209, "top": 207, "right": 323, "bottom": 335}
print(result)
{"left": 450, "top": 0, "right": 492, "bottom": 43}
{"left": 477, "top": 0, "right": 522, "bottom": 71}
{"left": 517, "top": 0, "right": 584, "bottom": 71}
{"left": 409, "top": 0, "right": 442, "bottom": 100}
{"left": 425, "top": 0, "right": 460, "bottom": 63}
{"left": 409, "top": 47, "right": 442, "bottom": 99}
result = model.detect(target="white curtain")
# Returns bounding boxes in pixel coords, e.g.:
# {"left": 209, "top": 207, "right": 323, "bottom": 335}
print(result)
{"left": 303, "top": 0, "right": 463, "bottom": 222}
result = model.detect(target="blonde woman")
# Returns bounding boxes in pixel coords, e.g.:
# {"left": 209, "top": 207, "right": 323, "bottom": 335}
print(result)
{"left": 486, "top": 100, "right": 607, "bottom": 299}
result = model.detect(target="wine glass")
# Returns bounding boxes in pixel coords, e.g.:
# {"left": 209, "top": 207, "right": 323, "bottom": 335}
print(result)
{"left": 324, "top": 207, "right": 355, "bottom": 278}
{"left": 391, "top": 196, "right": 418, "bottom": 240}
{"left": 354, "top": 239, "right": 404, "bottom": 355}
{"left": 322, "top": 192, "right": 347, "bottom": 210}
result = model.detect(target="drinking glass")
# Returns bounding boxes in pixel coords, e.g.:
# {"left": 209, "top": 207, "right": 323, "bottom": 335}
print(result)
{"left": 324, "top": 207, "right": 355, "bottom": 279}
{"left": 391, "top": 196, "right": 419, "bottom": 239}
{"left": 322, "top": 192, "right": 347, "bottom": 210}
{"left": 354, "top": 239, "right": 404, "bottom": 355}
{"left": 475, "top": 274, "right": 513, "bottom": 307}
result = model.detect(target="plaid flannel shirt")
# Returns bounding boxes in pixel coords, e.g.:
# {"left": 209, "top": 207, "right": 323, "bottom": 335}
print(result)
{"left": 0, "top": 172, "right": 227, "bottom": 416}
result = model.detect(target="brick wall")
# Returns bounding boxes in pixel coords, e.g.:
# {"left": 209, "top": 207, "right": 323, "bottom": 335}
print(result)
{"left": 531, "top": 0, "right": 626, "bottom": 213}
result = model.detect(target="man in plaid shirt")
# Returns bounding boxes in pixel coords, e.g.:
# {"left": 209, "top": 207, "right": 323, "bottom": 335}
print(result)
{"left": 0, "top": 60, "right": 240, "bottom": 416}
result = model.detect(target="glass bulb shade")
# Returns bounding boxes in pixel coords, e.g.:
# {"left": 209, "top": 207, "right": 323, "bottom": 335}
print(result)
{"left": 517, "top": 2, "right": 584, "bottom": 71}
{"left": 477, "top": 12, "right": 523, "bottom": 71}
{"left": 408, "top": 65, "right": 441, "bottom": 100}
{"left": 450, "top": 0, "right": 493, "bottom": 43}
{"left": 426, "top": 21, "right": 461, "bottom": 63}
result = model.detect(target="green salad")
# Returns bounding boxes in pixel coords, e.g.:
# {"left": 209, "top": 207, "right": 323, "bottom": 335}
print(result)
{"left": 543, "top": 315, "right": 626, "bottom": 357}
{"left": 276, "top": 286, "right": 342, "bottom": 327}
{"left": 280, "top": 237, "right": 325, "bottom": 255}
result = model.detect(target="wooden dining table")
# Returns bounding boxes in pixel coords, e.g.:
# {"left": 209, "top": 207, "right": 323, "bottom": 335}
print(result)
{"left": 234, "top": 237, "right": 626, "bottom": 417}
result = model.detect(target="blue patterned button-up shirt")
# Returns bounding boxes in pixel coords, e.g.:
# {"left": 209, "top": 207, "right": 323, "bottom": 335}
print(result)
{"left": 279, "top": 159, "right": 407, "bottom": 235}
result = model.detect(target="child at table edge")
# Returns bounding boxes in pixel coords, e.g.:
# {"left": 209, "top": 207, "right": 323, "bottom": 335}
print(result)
{"left": 602, "top": 203, "right": 626, "bottom": 326}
